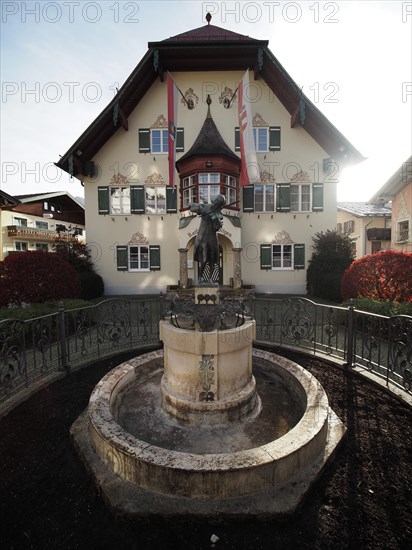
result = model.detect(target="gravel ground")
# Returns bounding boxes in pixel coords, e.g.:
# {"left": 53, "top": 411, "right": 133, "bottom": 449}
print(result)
{"left": 1, "top": 348, "right": 411, "bottom": 550}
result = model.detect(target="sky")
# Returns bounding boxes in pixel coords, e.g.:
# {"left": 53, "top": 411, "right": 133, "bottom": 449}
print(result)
{"left": 1, "top": 0, "right": 411, "bottom": 202}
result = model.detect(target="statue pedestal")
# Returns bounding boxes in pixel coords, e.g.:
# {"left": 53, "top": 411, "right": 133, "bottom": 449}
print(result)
{"left": 159, "top": 320, "right": 259, "bottom": 425}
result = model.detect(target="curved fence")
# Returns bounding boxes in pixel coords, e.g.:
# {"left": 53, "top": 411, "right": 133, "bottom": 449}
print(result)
{"left": 1, "top": 297, "right": 411, "bottom": 415}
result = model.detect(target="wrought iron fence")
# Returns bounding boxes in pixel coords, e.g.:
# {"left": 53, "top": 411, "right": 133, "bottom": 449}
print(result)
{"left": 254, "top": 297, "right": 412, "bottom": 393}
{"left": 1, "top": 296, "right": 411, "bottom": 414}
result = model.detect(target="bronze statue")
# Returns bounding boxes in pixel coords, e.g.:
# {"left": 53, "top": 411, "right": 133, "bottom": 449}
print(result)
{"left": 190, "top": 194, "right": 225, "bottom": 284}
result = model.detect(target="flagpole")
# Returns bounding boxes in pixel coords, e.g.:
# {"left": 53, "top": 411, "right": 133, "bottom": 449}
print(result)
{"left": 167, "top": 71, "right": 189, "bottom": 108}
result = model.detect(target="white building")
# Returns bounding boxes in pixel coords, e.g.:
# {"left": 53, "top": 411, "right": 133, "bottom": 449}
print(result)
{"left": 56, "top": 18, "right": 363, "bottom": 295}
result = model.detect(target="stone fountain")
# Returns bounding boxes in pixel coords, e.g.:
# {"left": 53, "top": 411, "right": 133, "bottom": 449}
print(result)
{"left": 71, "top": 289, "right": 346, "bottom": 517}
{"left": 71, "top": 195, "right": 345, "bottom": 517}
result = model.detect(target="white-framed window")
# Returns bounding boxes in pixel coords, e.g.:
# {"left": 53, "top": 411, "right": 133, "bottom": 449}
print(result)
{"left": 272, "top": 244, "right": 293, "bottom": 269}
{"left": 13, "top": 217, "right": 28, "bottom": 227}
{"left": 337, "top": 223, "right": 342, "bottom": 234}
{"left": 145, "top": 186, "right": 166, "bottom": 214}
{"left": 199, "top": 185, "right": 220, "bottom": 204}
{"left": 198, "top": 173, "right": 220, "bottom": 204}
{"left": 110, "top": 186, "right": 130, "bottom": 214}
{"left": 254, "top": 184, "right": 275, "bottom": 212}
{"left": 182, "top": 175, "right": 196, "bottom": 208}
{"left": 15, "top": 241, "right": 28, "bottom": 251}
{"left": 291, "top": 184, "right": 311, "bottom": 212}
{"left": 150, "top": 129, "right": 168, "bottom": 154}
{"left": 253, "top": 127, "right": 269, "bottom": 152}
{"left": 344, "top": 220, "right": 355, "bottom": 233}
{"left": 222, "top": 174, "right": 237, "bottom": 206}
{"left": 35, "top": 220, "right": 48, "bottom": 230}
{"left": 398, "top": 220, "right": 410, "bottom": 241}
{"left": 36, "top": 243, "right": 48, "bottom": 251}
{"left": 128, "top": 245, "right": 150, "bottom": 271}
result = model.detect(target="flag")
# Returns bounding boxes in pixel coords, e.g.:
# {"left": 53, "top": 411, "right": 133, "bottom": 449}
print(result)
{"left": 167, "top": 72, "right": 179, "bottom": 188}
{"left": 238, "top": 70, "right": 259, "bottom": 186}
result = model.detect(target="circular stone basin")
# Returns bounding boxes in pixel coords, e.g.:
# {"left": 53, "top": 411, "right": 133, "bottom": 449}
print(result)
{"left": 88, "top": 349, "right": 330, "bottom": 500}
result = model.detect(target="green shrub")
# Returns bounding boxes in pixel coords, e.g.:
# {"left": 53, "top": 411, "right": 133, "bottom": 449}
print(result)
{"left": 307, "top": 230, "right": 355, "bottom": 302}
{"left": 78, "top": 271, "right": 104, "bottom": 300}
{"left": 344, "top": 297, "right": 412, "bottom": 317}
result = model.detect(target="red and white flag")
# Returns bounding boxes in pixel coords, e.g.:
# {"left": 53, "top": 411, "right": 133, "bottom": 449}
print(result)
{"left": 238, "top": 70, "right": 259, "bottom": 186}
{"left": 167, "top": 72, "right": 179, "bottom": 188}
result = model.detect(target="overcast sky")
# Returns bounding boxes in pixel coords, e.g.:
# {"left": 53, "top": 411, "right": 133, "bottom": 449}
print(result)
{"left": 1, "top": 0, "right": 411, "bottom": 201}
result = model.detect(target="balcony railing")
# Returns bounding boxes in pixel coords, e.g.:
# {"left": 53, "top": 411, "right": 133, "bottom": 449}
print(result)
{"left": 7, "top": 226, "right": 76, "bottom": 242}
{"left": 366, "top": 227, "right": 391, "bottom": 241}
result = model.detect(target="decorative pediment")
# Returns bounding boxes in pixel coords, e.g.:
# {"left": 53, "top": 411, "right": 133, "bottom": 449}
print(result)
{"left": 150, "top": 114, "right": 168, "bottom": 128}
{"left": 181, "top": 88, "right": 199, "bottom": 110}
{"left": 253, "top": 113, "right": 269, "bottom": 127}
{"left": 219, "top": 86, "right": 235, "bottom": 109}
{"left": 145, "top": 172, "right": 165, "bottom": 185}
{"left": 110, "top": 173, "right": 129, "bottom": 186}
{"left": 260, "top": 170, "right": 276, "bottom": 183}
{"left": 128, "top": 232, "right": 149, "bottom": 245}
{"left": 272, "top": 230, "right": 293, "bottom": 244}
{"left": 290, "top": 170, "right": 311, "bottom": 183}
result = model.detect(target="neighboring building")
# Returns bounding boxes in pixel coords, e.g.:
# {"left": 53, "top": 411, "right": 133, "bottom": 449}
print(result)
{"left": 0, "top": 191, "right": 85, "bottom": 260}
{"left": 337, "top": 202, "right": 392, "bottom": 258}
{"left": 55, "top": 18, "right": 363, "bottom": 295}
{"left": 369, "top": 156, "right": 412, "bottom": 253}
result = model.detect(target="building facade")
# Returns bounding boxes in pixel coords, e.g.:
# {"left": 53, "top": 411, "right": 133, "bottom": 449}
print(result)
{"left": 369, "top": 156, "right": 412, "bottom": 253}
{"left": 337, "top": 202, "right": 392, "bottom": 258}
{"left": 0, "top": 191, "right": 85, "bottom": 261}
{"left": 56, "top": 20, "right": 363, "bottom": 295}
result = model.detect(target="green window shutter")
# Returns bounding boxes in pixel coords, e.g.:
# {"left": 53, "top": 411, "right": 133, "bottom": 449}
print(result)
{"left": 166, "top": 187, "right": 177, "bottom": 213}
{"left": 149, "top": 245, "right": 161, "bottom": 271}
{"left": 276, "top": 183, "right": 291, "bottom": 212}
{"left": 139, "top": 128, "right": 150, "bottom": 153}
{"left": 176, "top": 128, "right": 184, "bottom": 152}
{"left": 243, "top": 186, "right": 254, "bottom": 212}
{"left": 130, "top": 186, "right": 145, "bottom": 214}
{"left": 260, "top": 244, "right": 272, "bottom": 269}
{"left": 235, "top": 127, "right": 240, "bottom": 151}
{"left": 312, "top": 183, "right": 324, "bottom": 211}
{"left": 116, "top": 246, "right": 128, "bottom": 271}
{"left": 294, "top": 244, "right": 305, "bottom": 270}
{"left": 98, "top": 186, "right": 109, "bottom": 214}
{"left": 269, "top": 127, "right": 281, "bottom": 151}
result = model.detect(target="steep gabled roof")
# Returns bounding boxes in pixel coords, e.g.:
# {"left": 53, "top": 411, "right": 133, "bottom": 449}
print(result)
{"left": 0, "top": 190, "right": 20, "bottom": 207}
{"left": 338, "top": 202, "right": 391, "bottom": 217}
{"left": 161, "top": 23, "right": 261, "bottom": 44}
{"left": 369, "top": 155, "right": 412, "bottom": 204}
{"left": 16, "top": 191, "right": 85, "bottom": 211}
{"left": 55, "top": 19, "right": 364, "bottom": 179}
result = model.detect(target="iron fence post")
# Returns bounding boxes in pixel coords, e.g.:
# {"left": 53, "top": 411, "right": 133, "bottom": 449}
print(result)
{"left": 346, "top": 299, "right": 355, "bottom": 367}
{"left": 58, "top": 302, "right": 70, "bottom": 372}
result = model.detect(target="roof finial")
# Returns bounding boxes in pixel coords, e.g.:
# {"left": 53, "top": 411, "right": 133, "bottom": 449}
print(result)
{"left": 206, "top": 12, "right": 212, "bottom": 25}
{"left": 206, "top": 94, "right": 212, "bottom": 118}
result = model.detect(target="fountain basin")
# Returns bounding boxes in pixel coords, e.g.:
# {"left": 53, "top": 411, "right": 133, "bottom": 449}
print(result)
{"left": 74, "top": 348, "right": 345, "bottom": 509}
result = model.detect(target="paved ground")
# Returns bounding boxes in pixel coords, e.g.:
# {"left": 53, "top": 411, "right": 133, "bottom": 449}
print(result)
{"left": 1, "top": 347, "right": 411, "bottom": 550}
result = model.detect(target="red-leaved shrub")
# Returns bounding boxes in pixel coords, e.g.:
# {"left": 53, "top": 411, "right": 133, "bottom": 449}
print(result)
{"left": 341, "top": 250, "right": 412, "bottom": 303}
{"left": 0, "top": 251, "right": 81, "bottom": 306}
